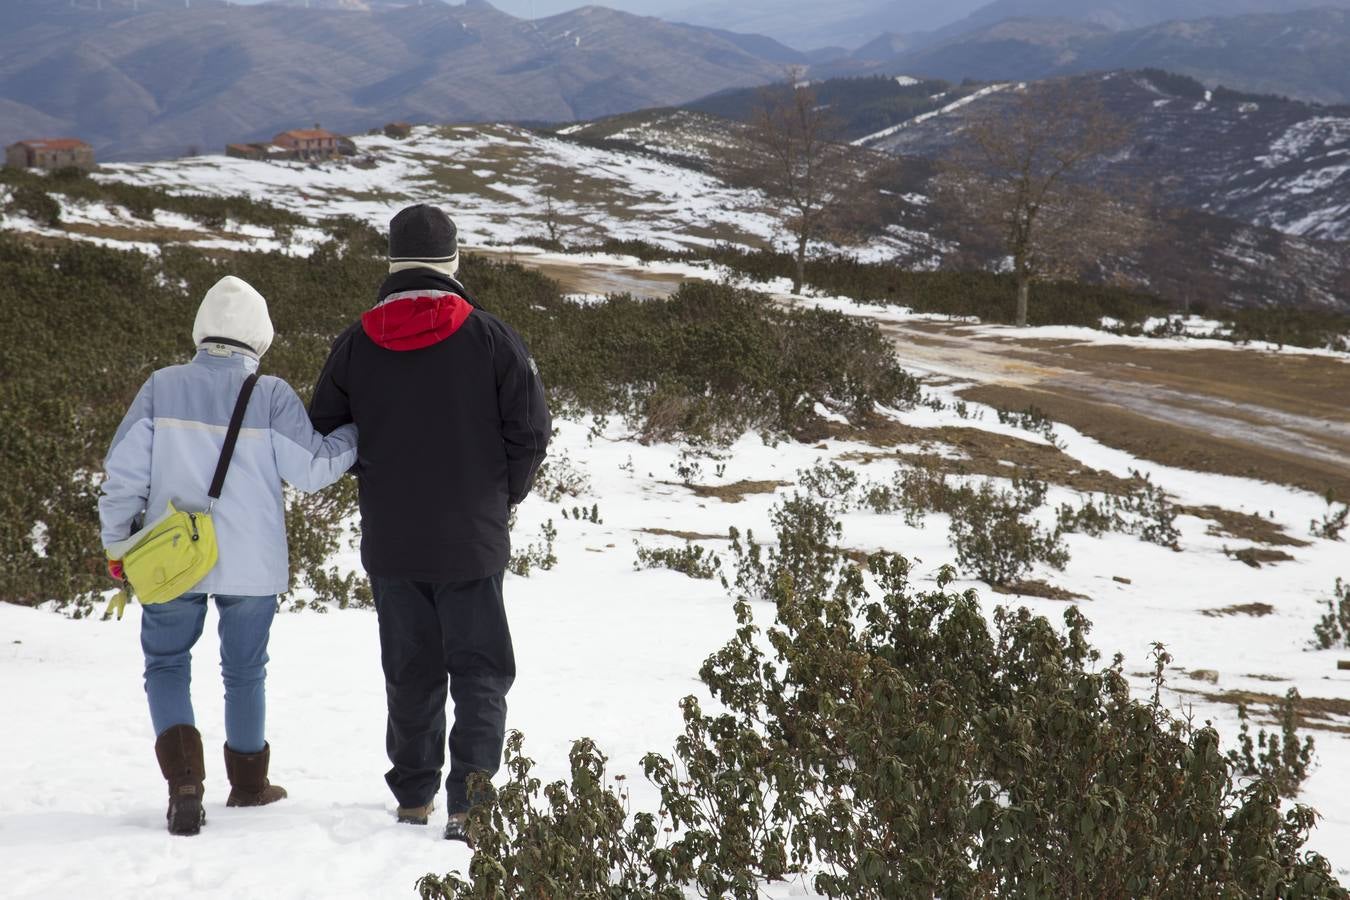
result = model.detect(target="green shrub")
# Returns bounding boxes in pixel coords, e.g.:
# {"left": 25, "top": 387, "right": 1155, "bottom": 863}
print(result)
{"left": 507, "top": 519, "right": 558, "bottom": 577}
{"left": 949, "top": 479, "right": 1069, "bottom": 585}
{"left": 419, "top": 502, "right": 1344, "bottom": 898}
{"left": 1311, "top": 492, "right": 1348, "bottom": 540}
{"left": 633, "top": 542, "right": 722, "bottom": 579}
{"left": 1312, "top": 578, "right": 1350, "bottom": 650}
{"left": 531, "top": 452, "right": 590, "bottom": 503}
{"left": 577, "top": 238, "right": 1350, "bottom": 352}
{"left": 501, "top": 278, "right": 921, "bottom": 444}
{"left": 995, "top": 403, "right": 1060, "bottom": 445}
{"left": 6, "top": 184, "right": 62, "bottom": 227}
{"left": 0, "top": 167, "right": 307, "bottom": 231}
{"left": 1056, "top": 472, "right": 1182, "bottom": 550}
{"left": 1227, "top": 689, "right": 1317, "bottom": 800}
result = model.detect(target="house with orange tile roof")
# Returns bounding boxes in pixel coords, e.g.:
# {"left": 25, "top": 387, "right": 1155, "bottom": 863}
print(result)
{"left": 5, "top": 138, "right": 95, "bottom": 171}
{"left": 272, "top": 127, "right": 342, "bottom": 161}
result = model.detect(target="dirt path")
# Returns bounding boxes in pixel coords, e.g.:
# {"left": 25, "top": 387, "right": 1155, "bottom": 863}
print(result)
{"left": 887, "top": 321, "right": 1350, "bottom": 498}
{"left": 469, "top": 247, "right": 686, "bottom": 298}
{"left": 470, "top": 249, "right": 1350, "bottom": 497}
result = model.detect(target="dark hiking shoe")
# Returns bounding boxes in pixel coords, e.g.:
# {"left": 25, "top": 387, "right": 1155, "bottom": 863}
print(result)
{"left": 167, "top": 785, "right": 206, "bottom": 836}
{"left": 155, "top": 724, "right": 207, "bottom": 836}
{"left": 396, "top": 798, "right": 435, "bottom": 825}
{"left": 443, "top": 812, "right": 472, "bottom": 847}
{"left": 223, "top": 743, "right": 288, "bottom": 807}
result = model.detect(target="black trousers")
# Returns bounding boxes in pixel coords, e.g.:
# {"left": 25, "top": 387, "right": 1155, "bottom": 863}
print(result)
{"left": 371, "top": 572, "right": 515, "bottom": 812}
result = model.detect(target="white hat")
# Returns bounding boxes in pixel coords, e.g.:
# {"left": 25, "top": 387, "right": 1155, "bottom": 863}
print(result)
{"left": 192, "top": 275, "right": 274, "bottom": 357}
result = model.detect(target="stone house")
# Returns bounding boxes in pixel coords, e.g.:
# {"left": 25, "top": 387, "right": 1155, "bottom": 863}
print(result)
{"left": 5, "top": 138, "right": 96, "bottom": 171}
{"left": 272, "top": 127, "right": 342, "bottom": 161}
{"left": 225, "top": 142, "right": 272, "bottom": 161}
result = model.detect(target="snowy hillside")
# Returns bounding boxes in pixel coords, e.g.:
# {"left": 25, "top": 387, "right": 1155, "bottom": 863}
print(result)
{"left": 63, "top": 124, "right": 929, "bottom": 263}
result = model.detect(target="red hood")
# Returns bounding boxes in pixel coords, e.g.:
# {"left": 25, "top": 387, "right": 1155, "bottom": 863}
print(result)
{"left": 362, "top": 289, "right": 473, "bottom": 351}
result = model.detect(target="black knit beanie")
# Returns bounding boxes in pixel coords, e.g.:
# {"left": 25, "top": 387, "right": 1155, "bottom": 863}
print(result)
{"left": 388, "top": 204, "right": 459, "bottom": 265}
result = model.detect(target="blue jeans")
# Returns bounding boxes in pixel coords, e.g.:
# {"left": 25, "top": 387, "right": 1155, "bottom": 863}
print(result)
{"left": 141, "top": 593, "right": 277, "bottom": 753}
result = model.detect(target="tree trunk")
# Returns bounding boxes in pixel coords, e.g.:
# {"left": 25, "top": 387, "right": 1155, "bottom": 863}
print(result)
{"left": 793, "top": 229, "right": 808, "bottom": 295}
{"left": 1015, "top": 275, "right": 1030, "bottom": 327}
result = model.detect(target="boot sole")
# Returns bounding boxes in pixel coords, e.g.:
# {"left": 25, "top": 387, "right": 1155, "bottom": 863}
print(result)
{"left": 168, "top": 797, "right": 205, "bottom": 836}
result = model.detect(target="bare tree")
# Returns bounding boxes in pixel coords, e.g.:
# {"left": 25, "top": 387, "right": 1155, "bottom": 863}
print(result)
{"left": 737, "top": 74, "right": 881, "bottom": 295}
{"left": 938, "top": 80, "right": 1147, "bottom": 326}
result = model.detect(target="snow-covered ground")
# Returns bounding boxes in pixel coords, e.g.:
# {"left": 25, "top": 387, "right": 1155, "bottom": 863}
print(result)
{"left": 3, "top": 122, "right": 1347, "bottom": 896}
{"left": 3, "top": 386, "right": 1349, "bottom": 896}
{"left": 73, "top": 125, "right": 922, "bottom": 263}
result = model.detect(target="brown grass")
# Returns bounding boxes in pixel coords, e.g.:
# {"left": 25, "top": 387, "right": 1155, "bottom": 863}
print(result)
{"left": 638, "top": 527, "right": 729, "bottom": 541}
{"left": 1200, "top": 602, "right": 1276, "bottom": 618}
{"left": 833, "top": 418, "right": 1135, "bottom": 495}
{"left": 62, "top": 221, "right": 216, "bottom": 244}
{"left": 990, "top": 579, "right": 1090, "bottom": 602}
{"left": 1224, "top": 547, "right": 1296, "bottom": 568}
{"left": 1180, "top": 505, "right": 1308, "bottom": 547}
{"left": 677, "top": 479, "right": 787, "bottom": 503}
{"left": 1182, "top": 688, "right": 1350, "bottom": 734}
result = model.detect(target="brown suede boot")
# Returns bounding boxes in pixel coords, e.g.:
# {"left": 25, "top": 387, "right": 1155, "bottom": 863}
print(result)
{"left": 223, "top": 743, "right": 288, "bottom": 807}
{"left": 154, "top": 724, "right": 206, "bottom": 836}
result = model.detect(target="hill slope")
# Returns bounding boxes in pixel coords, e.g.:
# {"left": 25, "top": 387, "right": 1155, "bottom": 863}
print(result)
{"left": 859, "top": 71, "right": 1350, "bottom": 245}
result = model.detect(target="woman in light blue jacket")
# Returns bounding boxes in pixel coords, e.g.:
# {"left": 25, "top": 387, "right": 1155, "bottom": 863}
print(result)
{"left": 99, "top": 275, "right": 358, "bottom": 836}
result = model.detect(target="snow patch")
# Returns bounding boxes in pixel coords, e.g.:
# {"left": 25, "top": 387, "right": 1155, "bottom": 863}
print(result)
{"left": 852, "top": 83, "right": 1015, "bottom": 146}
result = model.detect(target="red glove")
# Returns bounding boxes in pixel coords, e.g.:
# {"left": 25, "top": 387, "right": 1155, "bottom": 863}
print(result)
{"left": 108, "top": 559, "right": 125, "bottom": 581}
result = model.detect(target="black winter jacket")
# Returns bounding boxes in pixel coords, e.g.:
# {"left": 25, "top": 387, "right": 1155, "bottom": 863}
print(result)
{"left": 309, "top": 269, "right": 550, "bottom": 581}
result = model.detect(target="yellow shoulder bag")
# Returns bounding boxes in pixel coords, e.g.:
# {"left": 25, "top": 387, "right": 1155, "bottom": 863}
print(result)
{"left": 107, "top": 373, "right": 259, "bottom": 616}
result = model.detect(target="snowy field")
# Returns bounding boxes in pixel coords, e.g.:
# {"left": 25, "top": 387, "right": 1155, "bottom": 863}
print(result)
{"left": 3, "top": 385, "right": 1349, "bottom": 897}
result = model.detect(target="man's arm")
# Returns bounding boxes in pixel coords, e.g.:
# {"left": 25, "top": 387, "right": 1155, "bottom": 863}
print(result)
{"left": 494, "top": 323, "right": 551, "bottom": 506}
{"left": 309, "top": 328, "right": 354, "bottom": 436}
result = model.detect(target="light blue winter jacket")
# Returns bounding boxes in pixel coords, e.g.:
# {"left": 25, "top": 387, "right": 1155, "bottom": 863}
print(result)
{"left": 98, "top": 347, "right": 358, "bottom": 597}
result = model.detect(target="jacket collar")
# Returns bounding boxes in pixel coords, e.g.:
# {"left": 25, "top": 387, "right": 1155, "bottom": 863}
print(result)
{"left": 192, "top": 347, "right": 261, "bottom": 372}
{"left": 364, "top": 272, "right": 476, "bottom": 351}
{"left": 377, "top": 268, "right": 484, "bottom": 311}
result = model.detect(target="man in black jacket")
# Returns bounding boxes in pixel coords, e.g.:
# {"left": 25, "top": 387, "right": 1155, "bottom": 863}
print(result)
{"left": 309, "top": 204, "right": 550, "bottom": 843}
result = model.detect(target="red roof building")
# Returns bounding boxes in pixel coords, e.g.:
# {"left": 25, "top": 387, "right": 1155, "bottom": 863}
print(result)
{"left": 5, "top": 138, "right": 96, "bottom": 171}
{"left": 272, "top": 128, "right": 342, "bottom": 161}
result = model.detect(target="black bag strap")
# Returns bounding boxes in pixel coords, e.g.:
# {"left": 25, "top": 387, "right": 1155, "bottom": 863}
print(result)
{"left": 208, "top": 373, "right": 259, "bottom": 503}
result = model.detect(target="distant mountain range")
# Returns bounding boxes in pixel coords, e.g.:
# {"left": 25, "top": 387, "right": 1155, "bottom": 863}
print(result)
{"left": 930, "top": 0, "right": 1350, "bottom": 36}
{"left": 660, "top": 0, "right": 986, "bottom": 51}
{"left": 837, "top": 8, "right": 1350, "bottom": 105}
{"left": 0, "top": 0, "right": 797, "bottom": 160}
{"left": 6, "top": 0, "right": 1350, "bottom": 161}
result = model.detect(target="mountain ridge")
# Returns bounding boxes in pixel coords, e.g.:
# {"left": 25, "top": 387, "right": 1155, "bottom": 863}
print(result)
{"left": 0, "top": 0, "right": 797, "bottom": 159}
{"left": 856, "top": 8, "right": 1350, "bottom": 105}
